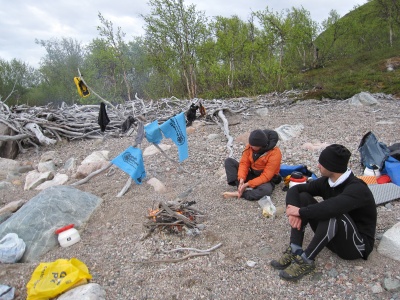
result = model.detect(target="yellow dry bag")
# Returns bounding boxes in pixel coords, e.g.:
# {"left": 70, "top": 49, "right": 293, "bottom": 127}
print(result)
{"left": 74, "top": 77, "right": 90, "bottom": 97}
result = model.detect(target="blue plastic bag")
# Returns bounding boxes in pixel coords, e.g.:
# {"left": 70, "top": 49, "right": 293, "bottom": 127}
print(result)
{"left": 0, "top": 233, "right": 26, "bottom": 263}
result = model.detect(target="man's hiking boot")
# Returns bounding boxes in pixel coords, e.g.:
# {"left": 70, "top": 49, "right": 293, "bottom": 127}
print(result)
{"left": 270, "top": 246, "right": 296, "bottom": 270}
{"left": 278, "top": 254, "right": 315, "bottom": 281}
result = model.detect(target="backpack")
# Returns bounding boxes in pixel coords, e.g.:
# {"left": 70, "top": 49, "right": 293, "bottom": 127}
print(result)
{"left": 358, "top": 131, "right": 390, "bottom": 170}
{"left": 388, "top": 143, "right": 400, "bottom": 161}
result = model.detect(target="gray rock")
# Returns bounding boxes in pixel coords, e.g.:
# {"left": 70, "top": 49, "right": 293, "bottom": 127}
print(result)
{"left": 0, "top": 186, "right": 102, "bottom": 262}
{"left": 63, "top": 157, "right": 76, "bottom": 171}
{"left": 377, "top": 222, "right": 400, "bottom": 261}
{"left": 57, "top": 283, "right": 106, "bottom": 300}
{"left": 371, "top": 283, "right": 384, "bottom": 294}
{"left": 39, "top": 150, "right": 57, "bottom": 163}
{"left": 348, "top": 92, "right": 379, "bottom": 106}
{"left": 255, "top": 107, "right": 269, "bottom": 117}
{"left": 16, "top": 165, "right": 34, "bottom": 174}
{"left": 275, "top": 124, "right": 304, "bottom": 141}
{"left": 0, "top": 158, "right": 20, "bottom": 180}
{"left": 0, "top": 181, "right": 13, "bottom": 191}
{"left": 384, "top": 277, "right": 400, "bottom": 291}
{"left": 37, "top": 160, "right": 56, "bottom": 173}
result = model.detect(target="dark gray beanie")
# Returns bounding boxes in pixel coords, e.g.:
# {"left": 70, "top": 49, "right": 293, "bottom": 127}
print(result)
{"left": 249, "top": 129, "right": 268, "bottom": 147}
{"left": 319, "top": 144, "right": 351, "bottom": 173}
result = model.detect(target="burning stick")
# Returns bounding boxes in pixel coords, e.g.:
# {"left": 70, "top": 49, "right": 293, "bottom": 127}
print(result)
{"left": 143, "top": 200, "right": 205, "bottom": 237}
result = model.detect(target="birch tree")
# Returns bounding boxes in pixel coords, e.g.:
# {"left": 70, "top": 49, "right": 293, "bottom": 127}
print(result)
{"left": 143, "top": 0, "right": 209, "bottom": 99}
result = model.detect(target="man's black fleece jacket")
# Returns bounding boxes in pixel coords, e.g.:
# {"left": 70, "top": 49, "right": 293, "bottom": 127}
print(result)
{"left": 286, "top": 172, "right": 377, "bottom": 259}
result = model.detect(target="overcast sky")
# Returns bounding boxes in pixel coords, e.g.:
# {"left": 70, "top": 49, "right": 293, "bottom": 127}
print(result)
{"left": 0, "top": 0, "right": 367, "bottom": 68}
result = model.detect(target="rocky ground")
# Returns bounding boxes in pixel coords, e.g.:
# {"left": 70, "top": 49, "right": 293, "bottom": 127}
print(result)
{"left": 1, "top": 95, "right": 400, "bottom": 300}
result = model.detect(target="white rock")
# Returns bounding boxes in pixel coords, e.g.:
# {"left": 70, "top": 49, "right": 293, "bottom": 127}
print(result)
{"left": 24, "top": 171, "right": 54, "bottom": 191}
{"left": 246, "top": 260, "right": 256, "bottom": 267}
{"left": 256, "top": 108, "right": 269, "bottom": 117}
{"left": 57, "top": 283, "right": 106, "bottom": 300}
{"left": 377, "top": 222, "right": 400, "bottom": 261}
{"left": 35, "top": 173, "right": 69, "bottom": 190}
{"left": 147, "top": 177, "right": 166, "bottom": 193}
{"left": 75, "top": 161, "right": 110, "bottom": 179}
{"left": 81, "top": 151, "right": 110, "bottom": 164}
{"left": 348, "top": 92, "right": 379, "bottom": 106}
{"left": 275, "top": 124, "right": 304, "bottom": 141}
{"left": 207, "top": 134, "right": 220, "bottom": 140}
{"left": 143, "top": 144, "right": 171, "bottom": 156}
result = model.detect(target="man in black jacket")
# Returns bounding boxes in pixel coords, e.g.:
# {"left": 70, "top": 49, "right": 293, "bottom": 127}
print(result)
{"left": 271, "top": 144, "right": 377, "bottom": 281}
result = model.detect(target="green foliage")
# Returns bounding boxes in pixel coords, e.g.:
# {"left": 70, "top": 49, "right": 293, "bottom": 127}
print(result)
{"left": 1, "top": 0, "right": 399, "bottom": 105}
{"left": 143, "top": 0, "right": 209, "bottom": 99}
{"left": 34, "top": 37, "right": 88, "bottom": 105}
{"left": 0, "top": 58, "right": 41, "bottom": 106}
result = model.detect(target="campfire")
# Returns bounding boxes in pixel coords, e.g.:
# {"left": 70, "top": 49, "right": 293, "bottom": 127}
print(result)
{"left": 143, "top": 200, "right": 205, "bottom": 237}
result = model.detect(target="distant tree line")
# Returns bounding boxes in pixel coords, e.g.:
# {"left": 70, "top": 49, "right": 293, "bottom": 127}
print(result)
{"left": 0, "top": 0, "right": 399, "bottom": 106}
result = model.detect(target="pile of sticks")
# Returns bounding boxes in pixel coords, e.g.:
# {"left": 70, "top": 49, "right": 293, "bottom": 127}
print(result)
{"left": 0, "top": 90, "right": 303, "bottom": 152}
{"left": 143, "top": 200, "right": 205, "bottom": 237}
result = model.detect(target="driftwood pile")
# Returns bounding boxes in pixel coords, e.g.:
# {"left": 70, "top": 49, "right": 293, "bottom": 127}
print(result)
{"left": 0, "top": 91, "right": 300, "bottom": 156}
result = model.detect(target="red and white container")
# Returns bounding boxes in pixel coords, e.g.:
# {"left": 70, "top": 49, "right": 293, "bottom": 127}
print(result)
{"left": 55, "top": 224, "right": 81, "bottom": 247}
{"left": 289, "top": 176, "right": 307, "bottom": 188}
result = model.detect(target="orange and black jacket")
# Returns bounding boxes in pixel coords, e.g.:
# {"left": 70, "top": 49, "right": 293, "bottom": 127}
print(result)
{"left": 237, "top": 145, "right": 282, "bottom": 188}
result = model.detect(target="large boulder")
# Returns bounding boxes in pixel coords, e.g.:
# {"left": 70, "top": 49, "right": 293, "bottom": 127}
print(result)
{"left": 377, "top": 222, "right": 400, "bottom": 262}
{"left": 347, "top": 92, "right": 379, "bottom": 106}
{"left": 57, "top": 283, "right": 106, "bottom": 300}
{"left": 0, "top": 124, "right": 18, "bottom": 159}
{"left": 0, "top": 185, "right": 102, "bottom": 262}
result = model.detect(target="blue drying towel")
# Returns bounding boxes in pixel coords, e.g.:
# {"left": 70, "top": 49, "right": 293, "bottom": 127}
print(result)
{"left": 111, "top": 146, "right": 146, "bottom": 184}
{"left": 159, "top": 112, "right": 188, "bottom": 162}
{"left": 144, "top": 120, "right": 163, "bottom": 144}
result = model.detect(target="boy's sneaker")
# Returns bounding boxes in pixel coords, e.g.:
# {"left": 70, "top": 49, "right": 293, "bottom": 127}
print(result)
{"left": 270, "top": 246, "right": 296, "bottom": 270}
{"left": 278, "top": 254, "right": 315, "bottom": 281}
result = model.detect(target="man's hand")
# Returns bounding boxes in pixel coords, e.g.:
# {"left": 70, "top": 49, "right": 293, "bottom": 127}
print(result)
{"left": 288, "top": 215, "right": 302, "bottom": 230}
{"left": 286, "top": 205, "right": 301, "bottom": 230}
{"left": 286, "top": 205, "right": 300, "bottom": 217}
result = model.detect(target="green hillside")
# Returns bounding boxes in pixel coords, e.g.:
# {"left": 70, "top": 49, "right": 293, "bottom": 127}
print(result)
{"left": 294, "top": 0, "right": 400, "bottom": 99}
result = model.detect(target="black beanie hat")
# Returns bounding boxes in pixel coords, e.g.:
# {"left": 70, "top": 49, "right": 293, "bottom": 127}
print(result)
{"left": 249, "top": 129, "right": 268, "bottom": 147}
{"left": 318, "top": 144, "right": 351, "bottom": 173}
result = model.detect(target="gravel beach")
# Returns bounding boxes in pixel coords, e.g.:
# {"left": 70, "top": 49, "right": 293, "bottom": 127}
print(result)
{"left": 1, "top": 95, "right": 399, "bottom": 299}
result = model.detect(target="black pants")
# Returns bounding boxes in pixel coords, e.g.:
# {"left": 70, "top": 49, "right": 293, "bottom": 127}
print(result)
{"left": 290, "top": 192, "right": 366, "bottom": 260}
{"left": 224, "top": 157, "right": 274, "bottom": 201}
